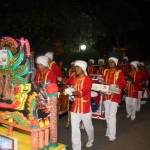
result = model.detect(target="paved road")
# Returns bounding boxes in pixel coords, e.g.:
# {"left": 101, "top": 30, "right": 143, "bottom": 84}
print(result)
{"left": 58, "top": 100, "right": 150, "bottom": 150}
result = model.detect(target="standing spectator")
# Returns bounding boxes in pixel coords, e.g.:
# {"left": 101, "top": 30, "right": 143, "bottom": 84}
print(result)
{"left": 70, "top": 60, "right": 94, "bottom": 150}
{"left": 102, "top": 57, "right": 126, "bottom": 141}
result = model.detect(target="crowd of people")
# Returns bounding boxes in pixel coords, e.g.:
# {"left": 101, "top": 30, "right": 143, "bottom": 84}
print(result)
{"left": 32, "top": 51, "right": 150, "bottom": 150}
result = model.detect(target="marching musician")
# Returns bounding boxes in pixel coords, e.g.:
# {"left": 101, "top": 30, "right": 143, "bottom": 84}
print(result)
{"left": 34, "top": 55, "right": 57, "bottom": 89}
{"left": 125, "top": 61, "right": 143, "bottom": 120}
{"left": 70, "top": 60, "right": 94, "bottom": 150}
{"left": 45, "top": 51, "right": 62, "bottom": 83}
{"left": 65, "top": 61, "right": 76, "bottom": 86}
{"left": 97, "top": 58, "right": 106, "bottom": 75}
{"left": 120, "top": 56, "right": 131, "bottom": 77}
{"left": 138, "top": 62, "right": 149, "bottom": 100}
{"left": 102, "top": 57, "right": 126, "bottom": 141}
{"left": 87, "top": 59, "right": 95, "bottom": 74}
{"left": 34, "top": 55, "right": 58, "bottom": 118}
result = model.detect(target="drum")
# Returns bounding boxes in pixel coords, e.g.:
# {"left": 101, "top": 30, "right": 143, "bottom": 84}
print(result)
{"left": 92, "top": 83, "right": 109, "bottom": 94}
{"left": 109, "top": 84, "right": 121, "bottom": 94}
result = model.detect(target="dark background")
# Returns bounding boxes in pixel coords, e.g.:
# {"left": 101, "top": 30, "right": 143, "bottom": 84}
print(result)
{"left": 0, "top": 0, "right": 150, "bottom": 61}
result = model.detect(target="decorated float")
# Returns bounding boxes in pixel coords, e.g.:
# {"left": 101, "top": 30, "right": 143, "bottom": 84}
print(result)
{"left": 0, "top": 36, "right": 66, "bottom": 150}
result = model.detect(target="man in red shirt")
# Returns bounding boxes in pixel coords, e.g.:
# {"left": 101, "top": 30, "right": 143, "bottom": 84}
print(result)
{"left": 119, "top": 56, "right": 131, "bottom": 77}
{"left": 125, "top": 61, "right": 143, "bottom": 119}
{"left": 102, "top": 57, "right": 126, "bottom": 141}
{"left": 34, "top": 55, "right": 57, "bottom": 118}
{"left": 70, "top": 60, "right": 94, "bottom": 150}
{"left": 45, "top": 51, "right": 62, "bottom": 82}
{"left": 97, "top": 58, "right": 106, "bottom": 75}
{"left": 87, "top": 59, "right": 95, "bottom": 74}
{"left": 34, "top": 56, "right": 57, "bottom": 88}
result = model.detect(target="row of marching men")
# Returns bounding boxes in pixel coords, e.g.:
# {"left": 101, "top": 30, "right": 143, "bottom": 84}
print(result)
{"left": 87, "top": 56, "right": 149, "bottom": 120}
{"left": 64, "top": 56, "right": 126, "bottom": 149}
{"left": 64, "top": 56, "right": 128, "bottom": 149}
{"left": 65, "top": 56, "right": 149, "bottom": 150}
{"left": 32, "top": 52, "right": 149, "bottom": 150}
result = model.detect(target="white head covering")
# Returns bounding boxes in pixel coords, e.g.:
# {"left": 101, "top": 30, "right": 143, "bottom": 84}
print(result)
{"left": 88, "top": 59, "right": 95, "bottom": 64}
{"left": 71, "top": 61, "right": 75, "bottom": 66}
{"left": 74, "top": 60, "right": 87, "bottom": 75}
{"left": 98, "top": 58, "right": 105, "bottom": 65}
{"left": 45, "top": 51, "right": 54, "bottom": 60}
{"left": 36, "top": 56, "right": 49, "bottom": 67}
{"left": 130, "top": 60, "right": 139, "bottom": 70}
{"left": 139, "top": 61, "right": 144, "bottom": 66}
{"left": 108, "top": 57, "right": 118, "bottom": 65}
{"left": 123, "top": 56, "right": 129, "bottom": 61}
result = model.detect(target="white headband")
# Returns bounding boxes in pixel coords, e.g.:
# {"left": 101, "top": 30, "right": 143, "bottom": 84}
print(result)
{"left": 36, "top": 56, "right": 49, "bottom": 67}
{"left": 74, "top": 60, "right": 87, "bottom": 75}
{"left": 130, "top": 61, "right": 139, "bottom": 69}
{"left": 108, "top": 57, "right": 118, "bottom": 65}
{"left": 45, "top": 52, "right": 54, "bottom": 60}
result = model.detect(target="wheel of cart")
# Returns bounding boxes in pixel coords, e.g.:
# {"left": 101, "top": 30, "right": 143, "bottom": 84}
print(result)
{"left": 90, "top": 73, "right": 106, "bottom": 120}
{"left": 91, "top": 91, "right": 105, "bottom": 120}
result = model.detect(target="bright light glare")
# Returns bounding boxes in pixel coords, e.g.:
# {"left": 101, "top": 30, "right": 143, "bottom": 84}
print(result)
{"left": 80, "top": 44, "right": 86, "bottom": 51}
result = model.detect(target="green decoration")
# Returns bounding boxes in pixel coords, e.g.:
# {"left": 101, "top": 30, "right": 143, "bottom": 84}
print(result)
{"left": 11, "top": 112, "right": 30, "bottom": 127}
{"left": 28, "top": 98, "right": 37, "bottom": 118}
{"left": 0, "top": 48, "right": 30, "bottom": 85}
{"left": 8, "top": 50, "right": 25, "bottom": 70}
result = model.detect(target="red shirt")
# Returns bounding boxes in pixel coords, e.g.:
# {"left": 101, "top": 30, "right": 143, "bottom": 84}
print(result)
{"left": 97, "top": 66, "right": 105, "bottom": 75}
{"left": 71, "top": 76, "right": 92, "bottom": 113}
{"left": 119, "top": 63, "right": 131, "bottom": 76}
{"left": 126, "top": 70, "right": 143, "bottom": 98}
{"left": 34, "top": 68, "right": 57, "bottom": 86}
{"left": 103, "top": 69, "right": 126, "bottom": 103}
{"left": 141, "top": 68, "right": 149, "bottom": 82}
{"left": 87, "top": 65, "right": 95, "bottom": 74}
{"left": 49, "top": 61, "right": 62, "bottom": 78}
{"left": 65, "top": 74, "right": 76, "bottom": 86}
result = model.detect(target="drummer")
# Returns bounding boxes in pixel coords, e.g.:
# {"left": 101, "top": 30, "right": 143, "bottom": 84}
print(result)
{"left": 97, "top": 58, "right": 106, "bottom": 75}
{"left": 102, "top": 57, "right": 126, "bottom": 141}
{"left": 69, "top": 60, "right": 94, "bottom": 150}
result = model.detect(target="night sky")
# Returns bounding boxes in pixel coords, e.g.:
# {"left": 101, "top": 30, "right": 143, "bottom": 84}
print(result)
{"left": 0, "top": 0, "right": 150, "bottom": 60}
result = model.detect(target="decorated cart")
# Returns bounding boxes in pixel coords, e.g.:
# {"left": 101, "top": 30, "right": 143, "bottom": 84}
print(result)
{"left": 0, "top": 36, "right": 66, "bottom": 150}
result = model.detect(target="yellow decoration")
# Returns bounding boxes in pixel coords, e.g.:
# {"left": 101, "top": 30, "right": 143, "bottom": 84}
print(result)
{"left": 39, "top": 119, "right": 45, "bottom": 128}
{"left": 20, "top": 83, "right": 31, "bottom": 93}
{"left": 44, "top": 118, "right": 50, "bottom": 126}
{"left": 8, "top": 118, "right": 13, "bottom": 123}
{"left": 11, "top": 83, "right": 32, "bottom": 110}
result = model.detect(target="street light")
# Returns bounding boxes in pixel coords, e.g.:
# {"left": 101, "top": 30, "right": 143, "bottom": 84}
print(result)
{"left": 80, "top": 44, "right": 86, "bottom": 51}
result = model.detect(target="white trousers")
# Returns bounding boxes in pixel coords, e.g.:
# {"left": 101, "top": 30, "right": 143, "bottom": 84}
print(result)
{"left": 125, "top": 97, "right": 138, "bottom": 118}
{"left": 104, "top": 100, "right": 118, "bottom": 139}
{"left": 71, "top": 112, "right": 94, "bottom": 150}
{"left": 137, "top": 91, "right": 143, "bottom": 111}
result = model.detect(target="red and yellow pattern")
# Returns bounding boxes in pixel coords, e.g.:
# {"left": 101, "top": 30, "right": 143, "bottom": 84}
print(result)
{"left": 71, "top": 76, "right": 92, "bottom": 113}
{"left": 103, "top": 69, "right": 126, "bottom": 103}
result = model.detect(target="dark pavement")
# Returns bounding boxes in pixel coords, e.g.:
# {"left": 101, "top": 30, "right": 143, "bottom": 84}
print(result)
{"left": 58, "top": 100, "right": 150, "bottom": 150}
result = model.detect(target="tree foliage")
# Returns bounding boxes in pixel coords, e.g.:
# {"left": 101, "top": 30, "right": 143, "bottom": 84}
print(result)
{"left": 0, "top": 0, "right": 149, "bottom": 58}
